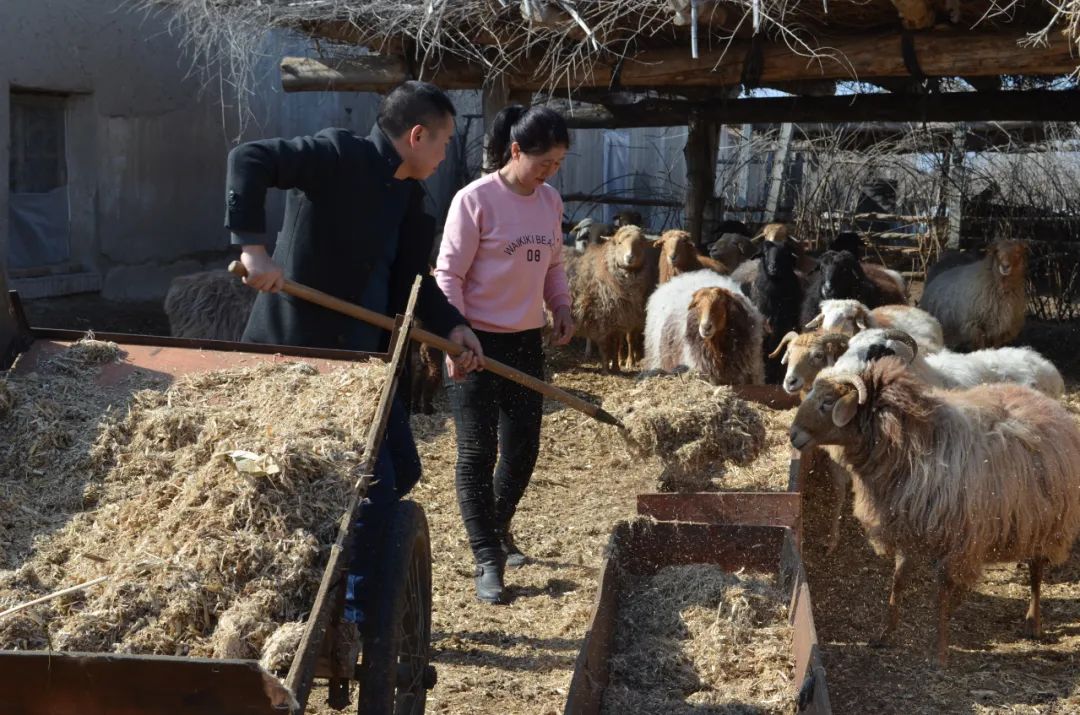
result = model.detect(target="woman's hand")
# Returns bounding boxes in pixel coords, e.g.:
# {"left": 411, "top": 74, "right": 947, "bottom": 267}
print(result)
{"left": 551, "top": 305, "right": 575, "bottom": 346}
{"left": 446, "top": 325, "right": 485, "bottom": 381}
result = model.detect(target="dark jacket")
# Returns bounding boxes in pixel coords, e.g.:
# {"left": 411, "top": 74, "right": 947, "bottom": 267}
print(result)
{"left": 225, "top": 124, "right": 466, "bottom": 351}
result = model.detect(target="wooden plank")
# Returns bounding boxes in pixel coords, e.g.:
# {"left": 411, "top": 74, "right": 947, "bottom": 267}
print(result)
{"left": 283, "top": 31, "right": 1080, "bottom": 93}
{"left": 636, "top": 492, "right": 802, "bottom": 531}
{"left": 284, "top": 278, "right": 423, "bottom": 711}
{"left": 0, "top": 651, "right": 294, "bottom": 715}
{"left": 561, "top": 90, "right": 1080, "bottom": 129}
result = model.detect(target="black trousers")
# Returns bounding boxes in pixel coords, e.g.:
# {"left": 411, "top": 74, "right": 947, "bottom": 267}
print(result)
{"left": 446, "top": 329, "right": 544, "bottom": 564}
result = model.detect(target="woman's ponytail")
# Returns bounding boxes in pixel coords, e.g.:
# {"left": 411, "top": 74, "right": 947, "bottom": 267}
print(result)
{"left": 484, "top": 105, "right": 527, "bottom": 173}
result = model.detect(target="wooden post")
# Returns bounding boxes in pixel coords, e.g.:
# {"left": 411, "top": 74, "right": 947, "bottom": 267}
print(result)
{"left": 684, "top": 110, "right": 721, "bottom": 247}
{"left": 765, "top": 123, "right": 794, "bottom": 221}
{"left": 943, "top": 123, "right": 966, "bottom": 249}
{"left": 481, "top": 75, "right": 510, "bottom": 172}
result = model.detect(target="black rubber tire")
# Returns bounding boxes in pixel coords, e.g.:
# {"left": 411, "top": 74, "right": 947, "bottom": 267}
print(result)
{"left": 356, "top": 500, "right": 433, "bottom": 715}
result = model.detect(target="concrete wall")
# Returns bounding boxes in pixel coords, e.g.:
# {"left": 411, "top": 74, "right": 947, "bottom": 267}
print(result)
{"left": 1, "top": 1, "right": 471, "bottom": 301}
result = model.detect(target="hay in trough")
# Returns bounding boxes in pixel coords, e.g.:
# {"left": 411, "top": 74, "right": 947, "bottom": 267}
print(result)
{"left": 0, "top": 347, "right": 386, "bottom": 665}
{"left": 605, "top": 374, "right": 767, "bottom": 491}
{"left": 601, "top": 563, "right": 793, "bottom": 714}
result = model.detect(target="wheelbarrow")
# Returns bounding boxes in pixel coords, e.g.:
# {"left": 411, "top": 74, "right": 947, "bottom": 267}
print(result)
{"left": 0, "top": 268, "right": 433, "bottom": 715}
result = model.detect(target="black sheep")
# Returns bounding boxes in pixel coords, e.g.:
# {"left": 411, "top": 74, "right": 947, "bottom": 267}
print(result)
{"left": 799, "top": 250, "right": 905, "bottom": 326}
{"left": 828, "top": 232, "right": 865, "bottom": 258}
{"left": 750, "top": 240, "right": 803, "bottom": 384}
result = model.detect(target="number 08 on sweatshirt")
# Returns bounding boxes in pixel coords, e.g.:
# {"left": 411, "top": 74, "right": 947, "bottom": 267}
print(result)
{"left": 435, "top": 171, "right": 572, "bottom": 333}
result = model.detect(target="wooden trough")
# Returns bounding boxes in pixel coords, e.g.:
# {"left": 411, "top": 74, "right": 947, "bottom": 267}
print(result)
{"left": 563, "top": 519, "right": 830, "bottom": 714}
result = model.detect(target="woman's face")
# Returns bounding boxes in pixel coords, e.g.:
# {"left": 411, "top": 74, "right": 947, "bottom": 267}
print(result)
{"left": 510, "top": 143, "right": 567, "bottom": 190}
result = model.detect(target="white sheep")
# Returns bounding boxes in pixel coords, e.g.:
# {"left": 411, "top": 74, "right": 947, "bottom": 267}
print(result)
{"left": 643, "top": 270, "right": 765, "bottom": 385}
{"left": 804, "top": 299, "right": 944, "bottom": 354}
{"left": 834, "top": 328, "right": 1064, "bottom": 398}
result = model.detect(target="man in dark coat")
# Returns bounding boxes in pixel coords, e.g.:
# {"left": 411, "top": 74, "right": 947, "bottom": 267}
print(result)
{"left": 225, "top": 81, "right": 484, "bottom": 626}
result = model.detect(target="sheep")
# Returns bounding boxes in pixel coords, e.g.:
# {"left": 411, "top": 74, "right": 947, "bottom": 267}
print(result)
{"left": 567, "top": 225, "right": 652, "bottom": 373}
{"left": 643, "top": 269, "right": 765, "bottom": 385}
{"left": 729, "top": 223, "right": 816, "bottom": 290}
{"left": 569, "top": 218, "right": 615, "bottom": 254}
{"left": 790, "top": 358, "right": 1080, "bottom": 665}
{"left": 768, "top": 330, "right": 853, "bottom": 551}
{"left": 164, "top": 270, "right": 256, "bottom": 341}
{"left": 769, "top": 330, "right": 850, "bottom": 397}
{"left": 708, "top": 233, "right": 756, "bottom": 272}
{"left": 920, "top": 239, "right": 1028, "bottom": 350}
{"left": 748, "top": 239, "right": 803, "bottom": 384}
{"left": 799, "top": 250, "right": 907, "bottom": 327}
{"left": 827, "top": 231, "right": 865, "bottom": 258}
{"left": 656, "top": 229, "right": 729, "bottom": 283}
{"left": 569, "top": 211, "right": 643, "bottom": 254}
{"left": 804, "top": 299, "right": 944, "bottom": 354}
{"left": 833, "top": 328, "right": 1065, "bottom": 398}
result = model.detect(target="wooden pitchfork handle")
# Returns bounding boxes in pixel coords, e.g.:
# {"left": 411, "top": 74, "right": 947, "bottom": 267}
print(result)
{"left": 228, "top": 262, "right": 624, "bottom": 427}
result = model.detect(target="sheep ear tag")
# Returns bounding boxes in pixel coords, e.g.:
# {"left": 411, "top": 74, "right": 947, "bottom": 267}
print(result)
{"left": 832, "top": 392, "right": 859, "bottom": 427}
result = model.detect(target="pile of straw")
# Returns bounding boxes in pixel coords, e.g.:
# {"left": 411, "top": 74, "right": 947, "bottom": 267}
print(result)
{"left": 602, "top": 564, "right": 794, "bottom": 714}
{"left": 605, "top": 374, "right": 767, "bottom": 491}
{"left": 0, "top": 345, "right": 386, "bottom": 667}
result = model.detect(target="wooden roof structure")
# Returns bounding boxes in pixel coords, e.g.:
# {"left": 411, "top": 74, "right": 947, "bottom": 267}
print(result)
{"left": 156, "top": 0, "right": 1080, "bottom": 243}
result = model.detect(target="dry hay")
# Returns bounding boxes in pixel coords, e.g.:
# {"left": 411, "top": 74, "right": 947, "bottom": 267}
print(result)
{"left": 601, "top": 563, "right": 794, "bottom": 715}
{"left": 604, "top": 373, "right": 768, "bottom": 492}
{"left": 0, "top": 347, "right": 387, "bottom": 668}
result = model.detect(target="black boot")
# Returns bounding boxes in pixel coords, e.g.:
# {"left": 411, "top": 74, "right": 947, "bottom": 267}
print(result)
{"left": 501, "top": 528, "right": 527, "bottom": 569}
{"left": 473, "top": 559, "right": 507, "bottom": 604}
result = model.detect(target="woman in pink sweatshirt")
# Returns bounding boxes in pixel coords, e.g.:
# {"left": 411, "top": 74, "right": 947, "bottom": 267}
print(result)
{"left": 436, "top": 105, "right": 574, "bottom": 604}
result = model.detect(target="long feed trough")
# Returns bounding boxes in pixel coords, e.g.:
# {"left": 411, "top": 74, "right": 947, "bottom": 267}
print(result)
{"left": 564, "top": 519, "right": 831, "bottom": 715}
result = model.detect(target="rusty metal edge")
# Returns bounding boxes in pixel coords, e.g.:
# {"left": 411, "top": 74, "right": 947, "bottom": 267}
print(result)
{"left": 564, "top": 520, "right": 831, "bottom": 715}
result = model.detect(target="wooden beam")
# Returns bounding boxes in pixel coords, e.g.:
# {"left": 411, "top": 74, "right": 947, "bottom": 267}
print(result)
{"left": 562, "top": 192, "right": 683, "bottom": 208}
{"left": 556, "top": 89, "right": 1080, "bottom": 128}
{"left": 280, "top": 55, "right": 484, "bottom": 93}
{"left": 891, "top": 0, "right": 938, "bottom": 30}
{"left": 282, "top": 30, "right": 1080, "bottom": 93}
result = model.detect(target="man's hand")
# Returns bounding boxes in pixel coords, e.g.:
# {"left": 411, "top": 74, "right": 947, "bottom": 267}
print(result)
{"left": 445, "top": 325, "right": 485, "bottom": 381}
{"left": 240, "top": 245, "right": 285, "bottom": 292}
{"left": 551, "top": 305, "right": 575, "bottom": 346}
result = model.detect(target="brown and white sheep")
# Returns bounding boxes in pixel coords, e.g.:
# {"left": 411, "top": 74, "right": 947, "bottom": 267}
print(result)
{"left": 656, "top": 229, "right": 729, "bottom": 284}
{"left": 643, "top": 270, "right": 765, "bottom": 385}
{"left": 164, "top": 270, "right": 256, "bottom": 342}
{"left": 804, "top": 299, "right": 944, "bottom": 354}
{"left": 790, "top": 358, "right": 1080, "bottom": 665}
{"left": 567, "top": 225, "right": 652, "bottom": 373}
{"left": 920, "top": 239, "right": 1028, "bottom": 350}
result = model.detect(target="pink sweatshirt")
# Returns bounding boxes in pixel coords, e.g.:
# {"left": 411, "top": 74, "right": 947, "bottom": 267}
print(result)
{"left": 436, "top": 171, "right": 571, "bottom": 333}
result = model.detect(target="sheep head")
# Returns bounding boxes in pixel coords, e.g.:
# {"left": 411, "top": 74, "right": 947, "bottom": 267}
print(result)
{"left": 605, "top": 225, "right": 647, "bottom": 272}
{"left": 790, "top": 369, "right": 868, "bottom": 450}
{"left": 815, "top": 250, "right": 864, "bottom": 299}
{"left": 808, "top": 299, "right": 871, "bottom": 335}
{"left": 659, "top": 229, "right": 698, "bottom": 271}
{"left": 760, "top": 239, "right": 796, "bottom": 279}
{"left": 771, "top": 331, "right": 850, "bottom": 395}
{"left": 989, "top": 239, "right": 1028, "bottom": 284}
{"left": 845, "top": 328, "right": 919, "bottom": 369}
{"left": 688, "top": 286, "right": 730, "bottom": 340}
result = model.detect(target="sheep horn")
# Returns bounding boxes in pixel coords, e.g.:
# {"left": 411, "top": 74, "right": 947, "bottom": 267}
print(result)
{"left": 881, "top": 329, "right": 918, "bottom": 359}
{"left": 805, "top": 314, "right": 825, "bottom": 330}
{"left": 831, "top": 373, "right": 868, "bottom": 405}
{"left": 768, "top": 331, "right": 799, "bottom": 359}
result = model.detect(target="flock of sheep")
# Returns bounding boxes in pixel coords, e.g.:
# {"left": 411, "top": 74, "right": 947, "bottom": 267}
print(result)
{"left": 164, "top": 218, "right": 1080, "bottom": 666}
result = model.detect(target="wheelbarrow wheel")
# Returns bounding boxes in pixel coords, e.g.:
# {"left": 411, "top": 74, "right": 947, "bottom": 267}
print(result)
{"left": 357, "top": 500, "right": 434, "bottom": 715}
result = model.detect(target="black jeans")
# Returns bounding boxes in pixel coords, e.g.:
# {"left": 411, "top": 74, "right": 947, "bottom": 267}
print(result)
{"left": 447, "top": 329, "right": 544, "bottom": 565}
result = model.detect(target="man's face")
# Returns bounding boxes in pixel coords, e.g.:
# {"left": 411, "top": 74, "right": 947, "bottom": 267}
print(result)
{"left": 401, "top": 116, "right": 454, "bottom": 180}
